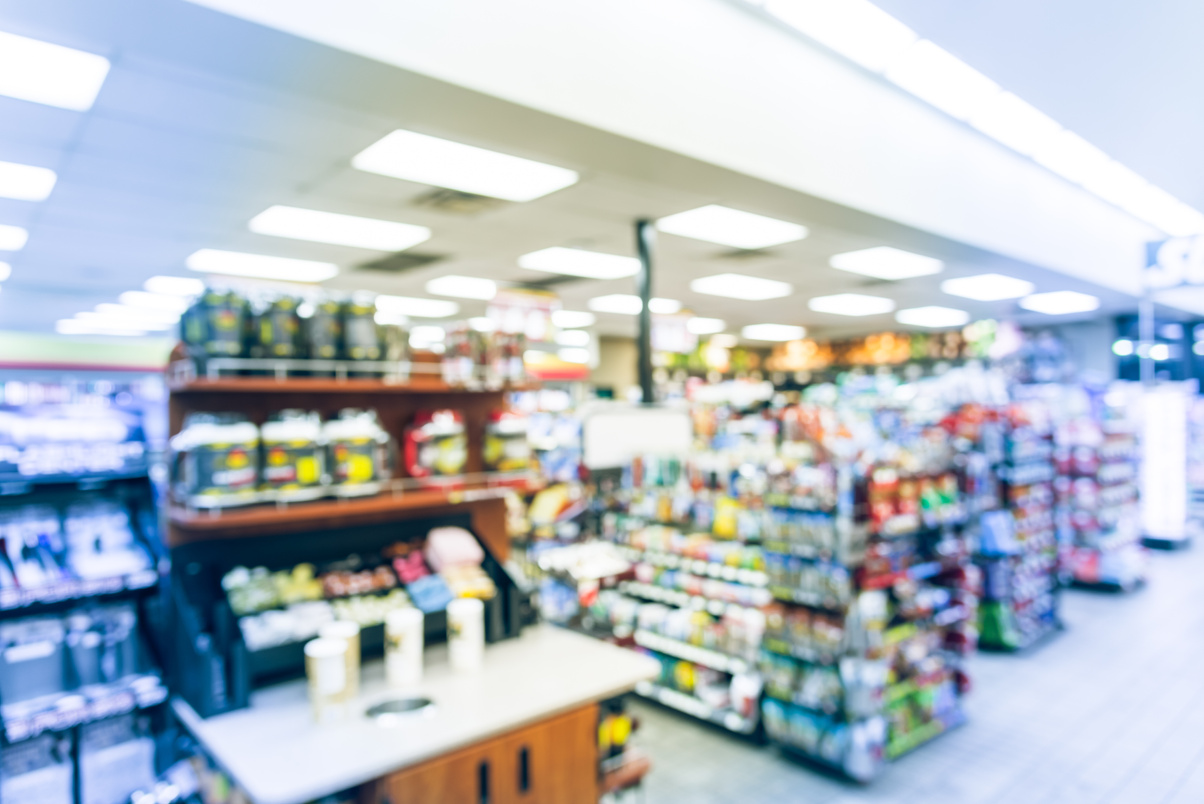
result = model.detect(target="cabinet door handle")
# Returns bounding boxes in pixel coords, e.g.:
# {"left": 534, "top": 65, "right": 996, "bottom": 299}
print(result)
{"left": 478, "top": 759, "right": 491, "bottom": 804}
{"left": 518, "top": 746, "right": 531, "bottom": 793}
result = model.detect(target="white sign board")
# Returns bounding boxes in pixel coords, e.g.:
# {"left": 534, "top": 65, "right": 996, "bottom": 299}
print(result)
{"left": 581, "top": 403, "right": 693, "bottom": 470}
{"left": 1141, "top": 387, "right": 1189, "bottom": 541}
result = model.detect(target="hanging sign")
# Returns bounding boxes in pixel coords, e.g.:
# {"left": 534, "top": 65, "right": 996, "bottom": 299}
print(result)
{"left": 1144, "top": 236, "right": 1204, "bottom": 289}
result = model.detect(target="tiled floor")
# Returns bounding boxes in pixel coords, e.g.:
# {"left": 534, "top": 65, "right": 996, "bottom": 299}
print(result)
{"left": 628, "top": 545, "right": 1204, "bottom": 804}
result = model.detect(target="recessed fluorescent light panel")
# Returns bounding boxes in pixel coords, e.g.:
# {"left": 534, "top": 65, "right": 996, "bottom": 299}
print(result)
{"left": 1032, "top": 130, "right": 1111, "bottom": 186}
{"left": 555, "top": 330, "right": 591, "bottom": 347}
{"left": 588, "top": 294, "right": 680, "bottom": 315}
{"left": 1018, "top": 290, "right": 1100, "bottom": 315}
{"left": 56, "top": 320, "right": 146, "bottom": 337}
{"left": 94, "top": 304, "right": 179, "bottom": 325}
{"left": 895, "top": 306, "right": 970, "bottom": 328}
{"left": 425, "top": 275, "right": 497, "bottom": 300}
{"left": 551, "top": 310, "right": 596, "bottom": 329}
{"left": 687, "top": 317, "right": 726, "bottom": 335}
{"left": 940, "top": 273, "right": 1035, "bottom": 301}
{"left": 249, "top": 206, "right": 431, "bottom": 251}
{"left": 375, "top": 295, "right": 459, "bottom": 319}
{"left": 690, "top": 273, "right": 792, "bottom": 301}
{"left": 186, "top": 249, "right": 338, "bottom": 283}
{"left": 656, "top": 205, "right": 808, "bottom": 250}
{"left": 144, "top": 276, "right": 205, "bottom": 296}
{"left": 969, "top": 92, "right": 1061, "bottom": 157}
{"left": 0, "top": 31, "right": 110, "bottom": 111}
{"left": 0, "top": 225, "right": 29, "bottom": 251}
{"left": 0, "top": 161, "right": 57, "bottom": 201}
{"left": 467, "top": 317, "right": 495, "bottom": 332}
{"left": 118, "top": 291, "right": 190, "bottom": 313}
{"left": 829, "top": 246, "right": 943, "bottom": 280}
{"left": 518, "top": 247, "right": 640, "bottom": 280}
{"left": 764, "top": 0, "right": 917, "bottom": 73}
{"left": 352, "top": 129, "right": 578, "bottom": 202}
{"left": 76, "top": 312, "right": 172, "bottom": 331}
{"left": 742, "top": 323, "right": 806, "bottom": 342}
{"left": 886, "top": 40, "right": 1000, "bottom": 121}
{"left": 808, "top": 293, "right": 896, "bottom": 316}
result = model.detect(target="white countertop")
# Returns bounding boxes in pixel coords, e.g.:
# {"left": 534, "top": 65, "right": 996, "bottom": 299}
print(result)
{"left": 173, "top": 625, "right": 659, "bottom": 804}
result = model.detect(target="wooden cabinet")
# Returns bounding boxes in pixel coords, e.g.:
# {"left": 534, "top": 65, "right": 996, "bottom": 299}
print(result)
{"left": 368, "top": 705, "right": 598, "bottom": 804}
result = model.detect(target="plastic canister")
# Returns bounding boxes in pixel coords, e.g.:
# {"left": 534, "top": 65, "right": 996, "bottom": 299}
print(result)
{"left": 181, "top": 289, "right": 247, "bottom": 358}
{"left": 404, "top": 410, "right": 467, "bottom": 483}
{"left": 323, "top": 409, "right": 390, "bottom": 497}
{"left": 260, "top": 410, "right": 326, "bottom": 502}
{"left": 169, "top": 413, "right": 260, "bottom": 508}
{"left": 483, "top": 410, "right": 530, "bottom": 473}
{"left": 342, "top": 297, "right": 381, "bottom": 361}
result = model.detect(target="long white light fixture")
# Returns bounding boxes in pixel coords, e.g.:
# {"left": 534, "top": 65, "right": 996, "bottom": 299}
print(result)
{"left": 656, "top": 205, "right": 809, "bottom": 249}
{"left": 56, "top": 320, "right": 147, "bottom": 337}
{"left": 118, "top": 290, "right": 190, "bottom": 313}
{"left": 352, "top": 129, "right": 578, "bottom": 202}
{"left": 1018, "top": 290, "right": 1100, "bottom": 315}
{"left": 186, "top": 249, "right": 338, "bottom": 282}
{"left": 425, "top": 275, "right": 497, "bottom": 300}
{"left": 753, "top": 0, "right": 1204, "bottom": 236}
{"left": 587, "top": 294, "right": 681, "bottom": 315}
{"left": 941, "top": 273, "right": 1035, "bottom": 301}
{"left": 687, "top": 317, "right": 727, "bottom": 335}
{"left": 249, "top": 206, "right": 431, "bottom": 251}
{"left": 375, "top": 295, "right": 459, "bottom": 318}
{"left": 145, "top": 275, "right": 205, "bottom": 296}
{"left": 555, "top": 329, "right": 591, "bottom": 347}
{"left": 808, "top": 292, "right": 896, "bottom": 316}
{"left": 519, "top": 247, "right": 640, "bottom": 280}
{"left": 551, "top": 310, "right": 596, "bottom": 329}
{"left": 0, "top": 31, "right": 111, "bottom": 111}
{"left": 76, "top": 312, "right": 172, "bottom": 331}
{"left": 895, "top": 305, "right": 970, "bottom": 328}
{"left": 0, "top": 161, "right": 57, "bottom": 201}
{"left": 0, "top": 224, "right": 29, "bottom": 251}
{"left": 690, "top": 273, "right": 792, "bottom": 301}
{"left": 93, "top": 303, "right": 179, "bottom": 325}
{"left": 742, "top": 323, "right": 806, "bottom": 341}
{"left": 829, "top": 246, "right": 943, "bottom": 280}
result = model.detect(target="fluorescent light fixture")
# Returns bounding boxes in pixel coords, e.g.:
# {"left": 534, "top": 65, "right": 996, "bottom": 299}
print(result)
{"left": 186, "top": 249, "right": 337, "bottom": 283}
{"left": 886, "top": 40, "right": 1001, "bottom": 121}
{"left": 1194, "top": 341, "right": 1204, "bottom": 357}
{"left": 895, "top": 305, "right": 971, "bottom": 328}
{"left": 649, "top": 298, "right": 682, "bottom": 315}
{"left": 1150, "top": 343, "right": 1170, "bottom": 361}
{"left": 551, "top": 310, "right": 596, "bottom": 328}
{"left": 77, "top": 311, "right": 174, "bottom": 331}
{"left": 742, "top": 323, "right": 806, "bottom": 341}
{"left": 352, "top": 129, "right": 578, "bottom": 202}
{"left": 690, "top": 273, "right": 792, "bottom": 301}
{"left": 1112, "top": 339, "right": 1134, "bottom": 357}
{"left": 409, "top": 325, "right": 446, "bottom": 349}
{"left": 249, "top": 206, "right": 430, "bottom": 251}
{"left": 687, "top": 317, "right": 727, "bottom": 335}
{"left": 829, "top": 246, "right": 943, "bottom": 280}
{"left": 118, "top": 290, "right": 190, "bottom": 313}
{"left": 1078, "top": 160, "right": 1150, "bottom": 209}
{"left": 375, "top": 295, "right": 459, "bottom": 318}
{"left": 558, "top": 347, "right": 590, "bottom": 364}
{"left": 56, "top": 320, "right": 146, "bottom": 337}
{"left": 587, "top": 294, "right": 642, "bottom": 315}
{"left": 0, "top": 224, "right": 29, "bottom": 251}
{"left": 808, "top": 293, "right": 896, "bottom": 316}
{"left": 1123, "top": 185, "right": 1204, "bottom": 237}
{"left": 0, "top": 262, "right": 10, "bottom": 281}
{"left": 468, "top": 316, "right": 496, "bottom": 332}
{"left": 764, "top": 0, "right": 918, "bottom": 73}
{"left": 969, "top": 92, "right": 1062, "bottom": 156}
{"left": 1018, "top": 290, "right": 1100, "bottom": 315}
{"left": 1032, "top": 130, "right": 1111, "bottom": 186}
{"left": 941, "top": 273, "right": 1035, "bottom": 301}
{"left": 0, "top": 161, "right": 56, "bottom": 201}
{"left": 0, "top": 31, "right": 110, "bottom": 111}
{"left": 373, "top": 310, "right": 408, "bottom": 327}
{"left": 144, "top": 275, "right": 205, "bottom": 296}
{"left": 94, "top": 303, "right": 179, "bottom": 325}
{"left": 710, "top": 334, "right": 739, "bottom": 348}
{"left": 425, "top": 274, "right": 497, "bottom": 300}
{"left": 518, "top": 247, "right": 640, "bottom": 279}
{"left": 656, "top": 205, "right": 808, "bottom": 249}
{"left": 555, "top": 329, "right": 591, "bottom": 347}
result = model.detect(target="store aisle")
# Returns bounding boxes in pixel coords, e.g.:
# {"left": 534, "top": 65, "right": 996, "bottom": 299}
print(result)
{"left": 630, "top": 547, "right": 1204, "bottom": 804}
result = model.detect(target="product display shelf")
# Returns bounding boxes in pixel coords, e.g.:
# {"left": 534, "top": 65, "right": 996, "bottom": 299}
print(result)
{"left": 974, "top": 407, "right": 1064, "bottom": 652}
{"left": 634, "top": 679, "right": 759, "bottom": 735}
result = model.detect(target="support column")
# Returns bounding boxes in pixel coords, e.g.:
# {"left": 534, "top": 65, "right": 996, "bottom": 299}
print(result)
{"left": 635, "top": 219, "right": 655, "bottom": 405}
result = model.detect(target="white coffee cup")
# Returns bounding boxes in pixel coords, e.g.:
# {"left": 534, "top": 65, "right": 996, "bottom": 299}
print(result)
{"left": 446, "top": 598, "right": 485, "bottom": 672}
{"left": 385, "top": 607, "right": 425, "bottom": 688}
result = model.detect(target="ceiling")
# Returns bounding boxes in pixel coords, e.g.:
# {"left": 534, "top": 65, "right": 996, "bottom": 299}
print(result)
{"left": 872, "top": 0, "right": 1204, "bottom": 212}
{"left": 0, "top": 0, "right": 1168, "bottom": 346}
